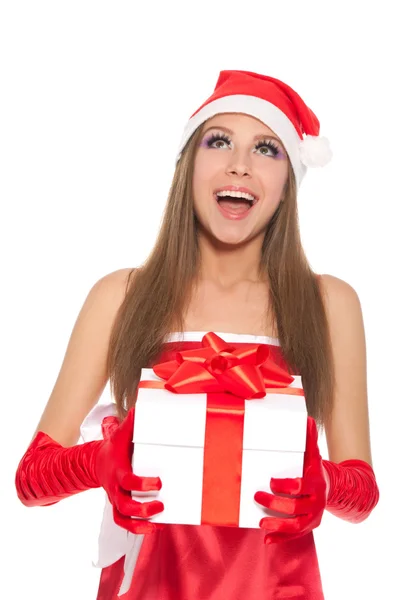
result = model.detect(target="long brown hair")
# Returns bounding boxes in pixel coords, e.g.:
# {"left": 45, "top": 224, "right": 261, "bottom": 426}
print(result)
{"left": 107, "top": 124, "right": 335, "bottom": 428}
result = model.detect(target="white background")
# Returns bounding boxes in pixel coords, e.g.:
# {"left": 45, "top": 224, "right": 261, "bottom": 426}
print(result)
{"left": 1, "top": 1, "right": 398, "bottom": 598}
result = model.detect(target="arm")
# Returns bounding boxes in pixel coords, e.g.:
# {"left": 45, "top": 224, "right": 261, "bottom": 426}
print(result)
{"left": 15, "top": 268, "right": 163, "bottom": 533}
{"left": 29, "top": 268, "right": 133, "bottom": 447}
{"left": 256, "top": 274, "right": 379, "bottom": 541}
{"left": 320, "top": 274, "right": 379, "bottom": 522}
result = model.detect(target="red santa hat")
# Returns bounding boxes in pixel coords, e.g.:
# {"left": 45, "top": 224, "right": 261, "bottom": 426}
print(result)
{"left": 176, "top": 70, "right": 332, "bottom": 188}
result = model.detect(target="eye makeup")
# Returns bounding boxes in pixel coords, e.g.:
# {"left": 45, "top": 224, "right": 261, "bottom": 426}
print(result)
{"left": 200, "top": 131, "right": 287, "bottom": 160}
{"left": 200, "top": 132, "right": 231, "bottom": 148}
{"left": 253, "top": 139, "right": 286, "bottom": 160}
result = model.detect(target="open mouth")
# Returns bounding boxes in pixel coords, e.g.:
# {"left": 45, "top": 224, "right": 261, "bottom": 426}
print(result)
{"left": 214, "top": 190, "right": 258, "bottom": 216}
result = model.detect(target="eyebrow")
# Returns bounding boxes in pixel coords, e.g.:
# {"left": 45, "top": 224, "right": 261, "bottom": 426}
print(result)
{"left": 202, "top": 124, "right": 283, "bottom": 146}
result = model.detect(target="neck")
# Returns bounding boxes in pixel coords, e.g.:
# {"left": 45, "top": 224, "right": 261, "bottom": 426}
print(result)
{"left": 196, "top": 231, "right": 267, "bottom": 288}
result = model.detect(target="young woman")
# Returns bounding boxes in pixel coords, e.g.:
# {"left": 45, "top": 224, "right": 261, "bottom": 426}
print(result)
{"left": 15, "top": 70, "right": 379, "bottom": 599}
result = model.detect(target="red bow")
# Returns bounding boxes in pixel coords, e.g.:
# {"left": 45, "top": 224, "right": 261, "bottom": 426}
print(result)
{"left": 145, "top": 331, "right": 294, "bottom": 398}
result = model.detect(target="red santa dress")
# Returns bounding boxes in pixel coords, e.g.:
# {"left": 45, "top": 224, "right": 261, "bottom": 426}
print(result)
{"left": 81, "top": 332, "right": 325, "bottom": 600}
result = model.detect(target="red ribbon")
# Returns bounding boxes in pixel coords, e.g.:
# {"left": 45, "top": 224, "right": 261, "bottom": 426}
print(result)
{"left": 138, "top": 332, "right": 304, "bottom": 526}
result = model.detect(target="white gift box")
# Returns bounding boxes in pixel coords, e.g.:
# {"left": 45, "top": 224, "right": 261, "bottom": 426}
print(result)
{"left": 132, "top": 367, "right": 308, "bottom": 529}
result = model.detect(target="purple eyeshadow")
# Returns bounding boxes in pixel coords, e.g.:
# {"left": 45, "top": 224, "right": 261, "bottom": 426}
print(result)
{"left": 199, "top": 135, "right": 215, "bottom": 148}
{"left": 274, "top": 149, "right": 287, "bottom": 160}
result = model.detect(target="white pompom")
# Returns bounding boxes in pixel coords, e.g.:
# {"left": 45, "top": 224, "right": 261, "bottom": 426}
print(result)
{"left": 299, "top": 135, "right": 332, "bottom": 168}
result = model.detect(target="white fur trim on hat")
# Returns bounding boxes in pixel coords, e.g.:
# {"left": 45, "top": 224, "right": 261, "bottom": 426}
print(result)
{"left": 176, "top": 94, "right": 313, "bottom": 188}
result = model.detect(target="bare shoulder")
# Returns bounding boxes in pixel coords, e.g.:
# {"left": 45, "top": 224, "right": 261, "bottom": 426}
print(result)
{"left": 318, "top": 273, "right": 366, "bottom": 374}
{"left": 317, "top": 273, "right": 363, "bottom": 332}
{"left": 92, "top": 268, "right": 135, "bottom": 293}
{"left": 318, "top": 273, "right": 361, "bottom": 304}
{"left": 31, "top": 267, "right": 137, "bottom": 447}
{"left": 90, "top": 267, "right": 137, "bottom": 299}
{"left": 317, "top": 274, "right": 372, "bottom": 464}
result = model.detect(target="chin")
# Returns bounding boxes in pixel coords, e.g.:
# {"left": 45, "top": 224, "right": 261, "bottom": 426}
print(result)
{"left": 196, "top": 216, "right": 260, "bottom": 247}
{"left": 210, "top": 228, "right": 252, "bottom": 248}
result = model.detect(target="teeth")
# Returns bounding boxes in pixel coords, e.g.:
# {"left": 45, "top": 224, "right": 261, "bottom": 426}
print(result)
{"left": 216, "top": 190, "right": 256, "bottom": 203}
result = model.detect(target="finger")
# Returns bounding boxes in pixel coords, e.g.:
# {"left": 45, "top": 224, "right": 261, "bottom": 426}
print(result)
{"left": 114, "top": 492, "right": 164, "bottom": 518}
{"left": 264, "top": 531, "right": 287, "bottom": 545}
{"left": 115, "top": 407, "right": 135, "bottom": 445}
{"left": 305, "top": 416, "right": 319, "bottom": 460}
{"left": 255, "top": 491, "right": 300, "bottom": 516}
{"left": 263, "top": 531, "right": 301, "bottom": 545}
{"left": 101, "top": 416, "right": 120, "bottom": 440}
{"left": 270, "top": 477, "right": 304, "bottom": 496}
{"left": 256, "top": 492, "right": 312, "bottom": 517}
{"left": 259, "top": 515, "right": 308, "bottom": 535}
{"left": 117, "top": 469, "right": 162, "bottom": 492}
{"left": 119, "top": 407, "right": 135, "bottom": 441}
{"left": 113, "top": 508, "right": 164, "bottom": 535}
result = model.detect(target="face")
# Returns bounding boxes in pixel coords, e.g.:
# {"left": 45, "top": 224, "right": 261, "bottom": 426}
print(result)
{"left": 192, "top": 113, "right": 289, "bottom": 246}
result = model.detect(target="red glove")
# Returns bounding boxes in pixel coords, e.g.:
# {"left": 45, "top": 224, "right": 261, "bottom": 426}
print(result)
{"left": 15, "top": 407, "right": 164, "bottom": 534}
{"left": 96, "top": 408, "right": 164, "bottom": 534}
{"left": 254, "top": 416, "right": 327, "bottom": 544}
{"left": 254, "top": 416, "right": 379, "bottom": 544}
{"left": 322, "top": 458, "right": 379, "bottom": 523}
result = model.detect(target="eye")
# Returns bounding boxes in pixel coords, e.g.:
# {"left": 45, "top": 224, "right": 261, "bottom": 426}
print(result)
{"left": 204, "top": 132, "right": 232, "bottom": 149}
{"left": 254, "top": 139, "right": 281, "bottom": 157}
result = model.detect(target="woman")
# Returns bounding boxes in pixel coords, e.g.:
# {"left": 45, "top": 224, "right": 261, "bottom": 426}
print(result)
{"left": 15, "top": 70, "right": 379, "bottom": 599}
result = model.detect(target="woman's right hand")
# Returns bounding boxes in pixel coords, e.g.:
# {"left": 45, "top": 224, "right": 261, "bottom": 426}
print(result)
{"left": 95, "top": 407, "right": 164, "bottom": 534}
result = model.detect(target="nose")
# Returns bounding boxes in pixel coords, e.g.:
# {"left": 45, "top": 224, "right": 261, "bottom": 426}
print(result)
{"left": 225, "top": 151, "right": 251, "bottom": 178}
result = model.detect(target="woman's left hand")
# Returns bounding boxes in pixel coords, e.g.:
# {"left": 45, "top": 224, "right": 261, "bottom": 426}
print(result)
{"left": 254, "top": 416, "right": 328, "bottom": 544}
